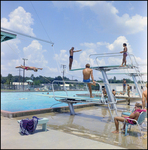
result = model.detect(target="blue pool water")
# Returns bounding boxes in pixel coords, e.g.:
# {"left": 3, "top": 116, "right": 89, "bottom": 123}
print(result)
{"left": 1, "top": 91, "right": 97, "bottom": 112}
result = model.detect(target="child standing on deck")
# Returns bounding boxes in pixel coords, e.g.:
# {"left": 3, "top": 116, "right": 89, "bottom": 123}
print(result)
{"left": 120, "top": 43, "right": 127, "bottom": 67}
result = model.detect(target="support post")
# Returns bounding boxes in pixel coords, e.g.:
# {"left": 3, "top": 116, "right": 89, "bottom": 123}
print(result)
{"left": 68, "top": 103, "right": 75, "bottom": 115}
{"left": 131, "top": 75, "right": 142, "bottom": 98}
{"left": 100, "top": 69, "right": 118, "bottom": 121}
{"left": 101, "top": 70, "right": 115, "bottom": 106}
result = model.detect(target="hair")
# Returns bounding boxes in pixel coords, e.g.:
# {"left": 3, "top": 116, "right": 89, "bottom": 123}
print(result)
{"left": 34, "top": 69, "right": 38, "bottom": 72}
{"left": 123, "top": 43, "right": 127, "bottom": 46}
{"left": 127, "top": 84, "right": 129, "bottom": 86}
{"left": 135, "top": 102, "right": 142, "bottom": 109}
{"left": 112, "top": 89, "right": 115, "bottom": 91}
{"left": 86, "top": 63, "right": 90, "bottom": 68}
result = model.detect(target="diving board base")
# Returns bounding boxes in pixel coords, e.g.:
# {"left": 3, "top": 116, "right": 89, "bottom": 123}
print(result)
{"left": 68, "top": 103, "right": 75, "bottom": 115}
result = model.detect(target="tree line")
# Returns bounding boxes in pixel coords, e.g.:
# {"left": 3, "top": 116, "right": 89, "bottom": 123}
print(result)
{"left": 1, "top": 74, "right": 135, "bottom": 86}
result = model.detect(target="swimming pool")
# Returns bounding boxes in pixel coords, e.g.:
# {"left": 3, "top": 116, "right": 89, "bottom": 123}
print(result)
{"left": 1, "top": 91, "right": 100, "bottom": 112}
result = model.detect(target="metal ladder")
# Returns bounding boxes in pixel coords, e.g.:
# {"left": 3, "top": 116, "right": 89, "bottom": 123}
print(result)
{"left": 99, "top": 77, "right": 118, "bottom": 122}
{"left": 127, "top": 53, "right": 146, "bottom": 92}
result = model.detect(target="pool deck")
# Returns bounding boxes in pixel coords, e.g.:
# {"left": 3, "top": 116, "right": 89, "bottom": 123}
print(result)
{"left": 1, "top": 99, "right": 147, "bottom": 149}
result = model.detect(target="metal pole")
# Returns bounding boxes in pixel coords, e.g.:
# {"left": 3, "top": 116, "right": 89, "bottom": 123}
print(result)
{"left": 61, "top": 64, "right": 66, "bottom": 79}
{"left": 1, "top": 27, "right": 54, "bottom": 45}
{"left": 101, "top": 70, "right": 116, "bottom": 108}
{"left": 18, "top": 69, "right": 22, "bottom": 90}
{"left": 131, "top": 75, "right": 142, "bottom": 98}
{"left": 22, "top": 58, "right": 28, "bottom": 91}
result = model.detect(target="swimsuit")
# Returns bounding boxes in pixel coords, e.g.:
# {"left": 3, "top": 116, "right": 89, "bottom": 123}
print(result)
{"left": 83, "top": 79, "right": 90, "bottom": 83}
{"left": 25, "top": 66, "right": 29, "bottom": 70}
{"left": 123, "top": 52, "right": 127, "bottom": 56}
{"left": 125, "top": 109, "right": 146, "bottom": 124}
{"left": 123, "top": 84, "right": 126, "bottom": 86}
{"left": 69, "top": 56, "right": 73, "bottom": 59}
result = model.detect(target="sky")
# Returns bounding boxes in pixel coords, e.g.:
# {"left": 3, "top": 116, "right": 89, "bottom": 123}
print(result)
{"left": 1, "top": 1, "right": 147, "bottom": 82}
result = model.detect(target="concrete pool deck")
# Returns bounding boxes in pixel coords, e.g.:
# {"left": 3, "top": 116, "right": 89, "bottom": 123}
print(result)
{"left": 1, "top": 116, "right": 126, "bottom": 149}
{"left": 1, "top": 100, "right": 147, "bottom": 149}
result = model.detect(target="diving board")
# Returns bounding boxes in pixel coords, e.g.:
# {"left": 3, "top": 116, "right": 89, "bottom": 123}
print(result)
{"left": 1, "top": 30, "right": 17, "bottom": 42}
{"left": 107, "top": 72, "right": 147, "bottom": 76}
{"left": 36, "top": 94, "right": 107, "bottom": 103}
{"left": 70, "top": 65, "right": 136, "bottom": 72}
{"left": 36, "top": 92, "right": 116, "bottom": 119}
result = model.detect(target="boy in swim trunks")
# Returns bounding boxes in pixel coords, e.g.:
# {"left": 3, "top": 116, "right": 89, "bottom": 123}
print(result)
{"left": 16, "top": 65, "right": 43, "bottom": 72}
{"left": 127, "top": 84, "right": 130, "bottom": 105}
{"left": 83, "top": 63, "right": 96, "bottom": 98}
{"left": 112, "top": 103, "right": 143, "bottom": 134}
{"left": 69, "top": 47, "right": 82, "bottom": 70}
{"left": 120, "top": 43, "right": 127, "bottom": 67}
{"left": 123, "top": 78, "right": 126, "bottom": 92}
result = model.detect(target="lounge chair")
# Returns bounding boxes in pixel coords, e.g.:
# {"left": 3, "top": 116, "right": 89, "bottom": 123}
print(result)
{"left": 124, "top": 111, "right": 146, "bottom": 137}
{"left": 121, "top": 108, "right": 147, "bottom": 130}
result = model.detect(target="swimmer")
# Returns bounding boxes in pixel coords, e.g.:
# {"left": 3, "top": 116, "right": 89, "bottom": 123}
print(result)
{"left": 16, "top": 65, "right": 43, "bottom": 72}
{"left": 83, "top": 63, "right": 96, "bottom": 98}
{"left": 120, "top": 43, "right": 127, "bottom": 67}
{"left": 69, "top": 47, "right": 82, "bottom": 70}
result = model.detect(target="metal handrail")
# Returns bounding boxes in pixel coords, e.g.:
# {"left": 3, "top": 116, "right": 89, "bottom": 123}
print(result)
{"left": 89, "top": 52, "right": 134, "bottom": 67}
{"left": 89, "top": 52, "right": 145, "bottom": 91}
{"left": 51, "top": 80, "right": 103, "bottom": 102}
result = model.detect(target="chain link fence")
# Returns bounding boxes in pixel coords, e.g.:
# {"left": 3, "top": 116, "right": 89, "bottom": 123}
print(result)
{"left": 1, "top": 83, "right": 52, "bottom": 92}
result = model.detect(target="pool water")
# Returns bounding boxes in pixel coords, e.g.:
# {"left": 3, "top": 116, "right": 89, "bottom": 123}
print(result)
{"left": 1, "top": 91, "right": 100, "bottom": 112}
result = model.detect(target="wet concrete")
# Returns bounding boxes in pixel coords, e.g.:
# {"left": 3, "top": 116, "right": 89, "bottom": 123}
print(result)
{"left": 12, "top": 99, "right": 147, "bottom": 149}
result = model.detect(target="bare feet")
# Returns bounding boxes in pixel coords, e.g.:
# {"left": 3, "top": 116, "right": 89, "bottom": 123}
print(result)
{"left": 90, "top": 96, "right": 94, "bottom": 98}
{"left": 120, "top": 65, "right": 123, "bottom": 67}
{"left": 112, "top": 130, "right": 119, "bottom": 134}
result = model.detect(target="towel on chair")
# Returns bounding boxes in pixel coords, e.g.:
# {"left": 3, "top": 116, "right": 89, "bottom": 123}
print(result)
{"left": 20, "top": 116, "right": 39, "bottom": 135}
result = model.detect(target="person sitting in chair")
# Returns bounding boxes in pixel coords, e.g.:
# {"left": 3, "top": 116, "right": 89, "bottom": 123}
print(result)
{"left": 16, "top": 65, "right": 43, "bottom": 72}
{"left": 112, "top": 103, "right": 144, "bottom": 134}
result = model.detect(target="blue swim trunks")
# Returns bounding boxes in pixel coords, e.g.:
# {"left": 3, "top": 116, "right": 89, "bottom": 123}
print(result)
{"left": 69, "top": 56, "right": 73, "bottom": 59}
{"left": 83, "top": 79, "right": 90, "bottom": 83}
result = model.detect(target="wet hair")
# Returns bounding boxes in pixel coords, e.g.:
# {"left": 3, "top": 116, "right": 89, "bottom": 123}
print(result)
{"left": 112, "top": 89, "right": 115, "bottom": 91}
{"left": 86, "top": 63, "right": 90, "bottom": 68}
{"left": 135, "top": 103, "right": 142, "bottom": 109}
{"left": 123, "top": 43, "right": 127, "bottom": 46}
{"left": 34, "top": 69, "right": 38, "bottom": 72}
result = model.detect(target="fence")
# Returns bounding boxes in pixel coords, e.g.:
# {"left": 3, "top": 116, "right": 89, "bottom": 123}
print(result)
{"left": 1, "top": 83, "right": 52, "bottom": 92}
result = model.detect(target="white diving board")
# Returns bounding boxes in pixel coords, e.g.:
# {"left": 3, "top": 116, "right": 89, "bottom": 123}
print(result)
{"left": 107, "top": 72, "right": 147, "bottom": 76}
{"left": 70, "top": 65, "right": 135, "bottom": 72}
{"left": 36, "top": 94, "right": 106, "bottom": 103}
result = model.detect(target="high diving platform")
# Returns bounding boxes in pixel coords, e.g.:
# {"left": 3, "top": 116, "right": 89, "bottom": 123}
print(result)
{"left": 70, "top": 64, "right": 136, "bottom": 72}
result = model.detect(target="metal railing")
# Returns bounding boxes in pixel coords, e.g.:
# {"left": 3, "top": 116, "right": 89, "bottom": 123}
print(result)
{"left": 51, "top": 80, "right": 103, "bottom": 102}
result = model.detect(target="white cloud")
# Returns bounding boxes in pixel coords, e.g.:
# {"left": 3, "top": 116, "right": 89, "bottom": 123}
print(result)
{"left": 1, "top": 6, "right": 35, "bottom": 36}
{"left": 76, "top": 1, "right": 147, "bottom": 35}
{"left": 54, "top": 49, "right": 69, "bottom": 64}
{"left": 106, "top": 36, "right": 133, "bottom": 53}
{"left": 23, "top": 40, "right": 48, "bottom": 67}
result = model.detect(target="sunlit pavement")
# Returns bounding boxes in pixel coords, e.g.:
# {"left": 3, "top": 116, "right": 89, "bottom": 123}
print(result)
{"left": 1, "top": 100, "right": 147, "bottom": 149}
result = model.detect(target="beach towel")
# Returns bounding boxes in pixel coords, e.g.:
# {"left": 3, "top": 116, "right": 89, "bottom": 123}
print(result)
{"left": 20, "top": 116, "right": 39, "bottom": 135}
